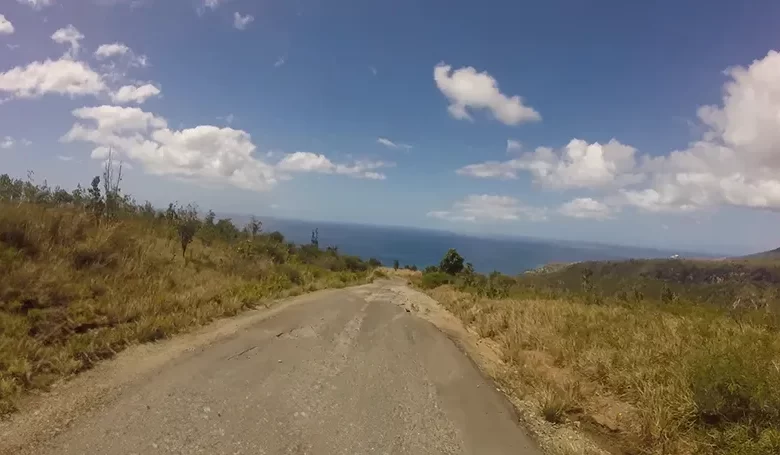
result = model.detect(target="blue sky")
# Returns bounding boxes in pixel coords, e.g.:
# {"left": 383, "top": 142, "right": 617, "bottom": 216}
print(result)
{"left": 2, "top": 0, "right": 780, "bottom": 255}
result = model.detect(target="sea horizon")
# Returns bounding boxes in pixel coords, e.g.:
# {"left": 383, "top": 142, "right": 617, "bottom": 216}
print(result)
{"left": 219, "top": 213, "right": 721, "bottom": 275}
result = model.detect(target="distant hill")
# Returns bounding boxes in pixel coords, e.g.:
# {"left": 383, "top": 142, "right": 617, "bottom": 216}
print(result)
{"left": 742, "top": 247, "right": 780, "bottom": 260}
{"left": 516, "top": 257, "right": 780, "bottom": 310}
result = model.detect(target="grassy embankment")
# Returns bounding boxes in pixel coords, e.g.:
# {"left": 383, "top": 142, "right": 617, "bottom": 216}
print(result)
{"left": 414, "top": 255, "right": 780, "bottom": 455}
{"left": 0, "top": 172, "right": 380, "bottom": 416}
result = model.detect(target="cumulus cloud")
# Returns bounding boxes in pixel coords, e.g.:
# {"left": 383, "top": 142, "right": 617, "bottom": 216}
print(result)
{"left": 559, "top": 198, "right": 612, "bottom": 219}
{"left": 16, "top": 0, "right": 53, "bottom": 9}
{"left": 377, "top": 137, "right": 411, "bottom": 150}
{"left": 276, "top": 151, "right": 389, "bottom": 180}
{"left": 110, "top": 83, "right": 161, "bottom": 104}
{"left": 457, "top": 139, "right": 644, "bottom": 189}
{"left": 62, "top": 106, "right": 386, "bottom": 190}
{"left": 0, "top": 58, "right": 106, "bottom": 99}
{"left": 233, "top": 12, "right": 254, "bottom": 30}
{"left": 0, "top": 14, "right": 14, "bottom": 35}
{"left": 428, "top": 195, "right": 547, "bottom": 222}
{"left": 95, "top": 42, "right": 148, "bottom": 68}
{"left": 51, "top": 25, "right": 84, "bottom": 58}
{"left": 619, "top": 50, "right": 780, "bottom": 212}
{"left": 95, "top": 43, "right": 130, "bottom": 59}
{"left": 434, "top": 63, "right": 541, "bottom": 125}
{"left": 62, "top": 105, "right": 277, "bottom": 191}
{"left": 1, "top": 136, "right": 14, "bottom": 149}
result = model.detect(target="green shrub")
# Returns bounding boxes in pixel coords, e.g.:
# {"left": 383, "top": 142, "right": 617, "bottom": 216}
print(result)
{"left": 689, "top": 336, "right": 780, "bottom": 429}
{"left": 268, "top": 231, "right": 285, "bottom": 243}
{"left": 423, "top": 265, "right": 439, "bottom": 274}
{"left": 440, "top": 248, "right": 464, "bottom": 275}
{"left": 420, "top": 271, "right": 453, "bottom": 289}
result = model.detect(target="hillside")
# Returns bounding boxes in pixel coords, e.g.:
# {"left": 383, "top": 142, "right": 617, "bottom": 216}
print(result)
{"left": 742, "top": 247, "right": 780, "bottom": 260}
{"left": 0, "top": 172, "right": 380, "bottom": 415}
{"left": 408, "top": 250, "right": 780, "bottom": 455}
{"left": 520, "top": 257, "right": 780, "bottom": 311}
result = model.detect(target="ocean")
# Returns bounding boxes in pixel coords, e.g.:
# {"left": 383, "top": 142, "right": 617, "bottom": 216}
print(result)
{"left": 227, "top": 216, "right": 705, "bottom": 275}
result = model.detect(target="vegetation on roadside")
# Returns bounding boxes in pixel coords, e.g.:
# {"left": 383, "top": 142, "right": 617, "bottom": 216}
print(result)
{"left": 413, "top": 249, "right": 780, "bottom": 455}
{"left": 0, "top": 166, "right": 379, "bottom": 416}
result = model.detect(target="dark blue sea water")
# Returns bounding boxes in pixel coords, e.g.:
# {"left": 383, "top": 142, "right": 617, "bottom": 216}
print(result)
{"left": 226, "top": 216, "right": 706, "bottom": 275}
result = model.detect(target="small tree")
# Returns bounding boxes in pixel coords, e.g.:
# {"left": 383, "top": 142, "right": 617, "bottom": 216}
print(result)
{"left": 661, "top": 285, "right": 677, "bottom": 304}
{"left": 311, "top": 228, "right": 319, "bottom": 248}
{"left": 100, "top": 149, "right": 126, "bottom": 220}
{"left": 204, "top": 210, "right": 216, "bottom": 226}
{"left": 246, "top": 216, "right": 262, "bottom": 238}
{"left": 175, "top": 204, "right": 200, "bottom": 259}
{"left": 581, "top": 268, "right": 594, "bottom": 294}
{"left": 87, "top": 176, "right": 104, "bottom": 222}
{"left": 439, "top": 248, "right": 464, "bottom": 275}
{"left": 393, "top": 259, "right": 399, "bottom": 270}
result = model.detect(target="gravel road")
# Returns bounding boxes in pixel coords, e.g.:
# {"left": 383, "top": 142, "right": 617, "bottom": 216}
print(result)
{"left": 2, "top": 280, "right": 540, "bottom": 455}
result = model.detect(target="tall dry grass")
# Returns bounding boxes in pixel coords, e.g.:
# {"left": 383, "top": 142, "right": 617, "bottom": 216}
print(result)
{"left": 0, "top": 202, "right": 373, "bottom": 415}
{"left": 426, "top": 286, "right": 780, "bottom": 455}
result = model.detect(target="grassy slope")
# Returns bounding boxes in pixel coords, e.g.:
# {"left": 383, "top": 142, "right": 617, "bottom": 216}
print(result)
{"left": 415, "top": 259, "right": 780, "bottom": 455}
{"left": 0, "top": 202, "right": 378, "bottom": 415}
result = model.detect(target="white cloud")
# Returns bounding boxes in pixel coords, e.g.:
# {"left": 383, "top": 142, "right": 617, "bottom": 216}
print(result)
{"left": 95, "top": 43, "right": 130, "bottom": 59}
{"left": 377, "top": 137, "right": 411, "bottom": 150}
{"left": 620, "top": 50, "right": 780, "bottom": 212}
{"left": 218, "top": 113, "right": 235, "bottom": 124}
{"left": 16, "top": 0, "right": 53, "bottom": 10}
{"left": 1, "top": 136, "right": 14, "bottom": 149}
{"left": 110, "top": 83, "right": 161, "bottom": 104}
{"left": 51, "top": 25, "right": 84, "bottom": 58}
{"left": 506, "top": 139, "right": 522, "bottom": 154}
{"left": 196, "top": 0, "right": 226, "bottom": 14}
{"left": 428, "top": 195, "right": 547, "bottom": 222}
{"left": 276, "top": 151, "right": 389, "bottom": 180}
{"left": 62, "top": 105, "right": 278, "bottom": 191}
{"left": 21, "top": 138, "right": 32, "bottom": 146}
{"left": 369, "top": 66, "right": 377, "bottom": 76}
{"left": 233, "top": 12, "right": 254, "bottom": 30}
{"left": 202, "top": 0, "right": 224, "bottom": 10}
{"left": 456, "top": 160, "right": 519, "bottom": 180}
{"left": 0, "top": 58, "right": 106, "bottom": 99}
{"left": 434, "top": 63, "right": 541, "bottom": 125}
{"left": 62, "top": 106, "right": 382, "bottom": 190}
{"left": 95, "top": 42, "right": 147, "bottom": 68}
{"left": 516, "top": 139, "right": 644, "bottom": 189}
{"left": 57, "top": 155, "right": 74, "bottom": 161}
{"left": 559, "top": 198, "right": 613, "bottom": 220}
{"left": 457, "top": 139, "right": 644, "bottom": 189}
{"left": 0, "top": 14, "right": 14, "bottom": 35}
{"left": 274, "top": 56, "right": 286, "bottom": 68}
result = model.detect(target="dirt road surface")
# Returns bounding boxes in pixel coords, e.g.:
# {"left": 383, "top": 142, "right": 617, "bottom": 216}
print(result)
{"left": 1, "top": 280, "right": 540, "bottom": 455}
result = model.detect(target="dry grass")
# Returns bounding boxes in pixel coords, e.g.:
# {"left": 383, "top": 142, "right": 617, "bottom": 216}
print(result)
{"left": 0, "top": 203, "right": 372, "bottom": 415}
{"left": 426, "top": 286, "right": 780, "bottom": 455}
